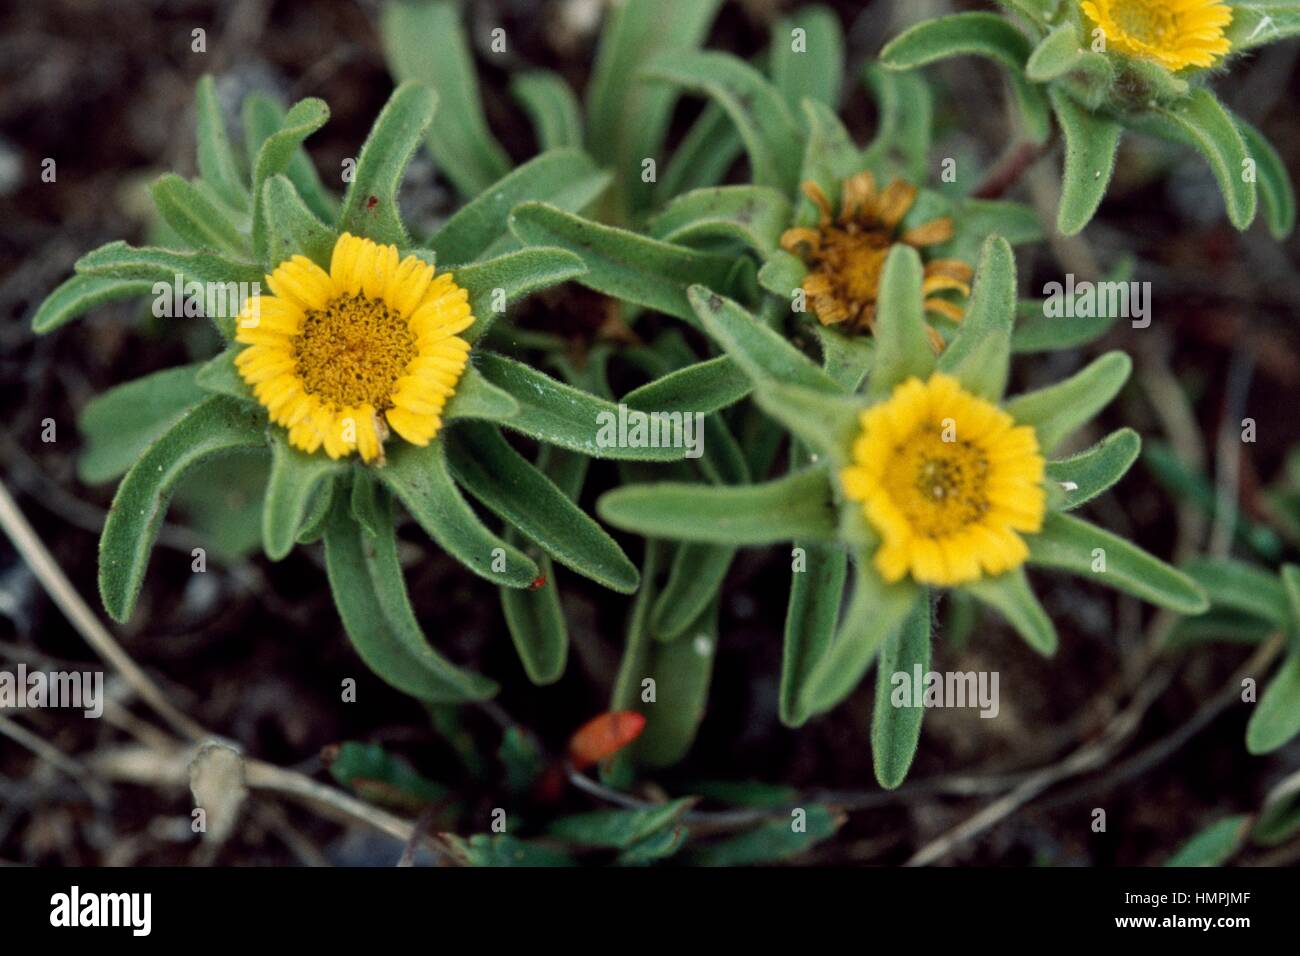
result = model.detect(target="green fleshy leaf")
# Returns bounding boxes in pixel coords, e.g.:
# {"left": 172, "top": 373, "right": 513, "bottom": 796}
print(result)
{"left": 758, "top": 249, "right": 808, "bottom": 299}
{"left": 498, "top": 448, "right": 586, "bottom": 686}
{"left": 781, "top": 542, "right": 848, "bottom": 727}
{"left": 379, "top": 0, "right": 511, "bottom": 198}
{"left": 871, "top": 597, "right": 932, "bottom": 788}
{"left": 585, "top": 0, "right": 722, "bottom": 215}
{"left": 685, "top": 805, "right": 842, "bottom": 866}
{"left": 611, "top": 543, "right": 665, "bottom": 715}
{"left": 241, "top": 92, "right": 338, "bottom": 224}
{"left": 74, "top": 241, "right": 263, "bottom": 338}
{"left": 868, "top": 244, "right": 936, "bottom": 397}
{"left": 1025, "top": 22, "right": 1113, "bottom": 86}
{"left": 799, "top": 562, "right": 922, "bottom": 717}
{"left": 511, "top": 71, "right": 583, "bottom": 151}
{"left": 77, "top": 364, "right": 208, "bottom": 484}
{"left": 797, "top": 99, "right": 864, "bottom": 197}
{"left": 1282, "top": 564, "right": 1300, "bottom": 625}
{"left": 1239, "top": 118, "right": 1296, "bottom": 240}
{"left": 936, "top": 235, "right": 1015, "bottom": 399}
{"left": 150, "top": 174, "right": 251, "bottom": 258}
{"left": 860, "top": 63, "right": 933, "bottom": 182}
{"left": 644, "top": 51, "right": 803, "bottom": 191}
{"left": 622, "top": 356, "right": 753, "bottom": 417}
{"left": 443, "top": 365, "right": 519, "bottom": 422}
{"left": 509, "top": 202, "right": 735, "bottom": 325}
{"left": 965, "top": 567, "right": 1057, "bottom": 656}
{"left": 687, "top": 286, "right": 841, "bottom": 394}
{"left": 635, "top": 600, "right": 719, "bottom": 767}
{"left": 617, "top": 825, "right": 688, "bottom": 865}
{"left": 337, "top": 82, "right": 436, "bottom": 246}
{"left": 172, "top": 452, "right": 267, "bottom": 559}
{"left": 657, "top": 102, "right": 745, "bottom": 201}
{"left": 193, "top": 347, "right": 251, "bottom": 403}
{"left": 1011, "top": 257, "right": 1134, "bottom": 353}
{"left": 262, "top": 431, "right": 343, "bottom": 561}
{"left": 295, "top": 474, "right": 336, "bottom": 545}
{"left": 598, "top": 468, "right": 837, "bottom": 545}
{"left": 814, "top": 325, "right": 874, "bottom": 391}
{"left": 1225, "top": 2, "right": 1300, "bottom": 54}
{"left": 937, "top": 197, "right": 1043, "bottom": 263}
{"left": 262, "top": 175, "right": 336, "bottom": 269}
{"left": 1248, "top": 650, "right": 1300, "bottom": 754}
{"left": 770, "top": 6, "right": 844, "bottom": 112}
{"left": 1163, "top": 608, "right": 1276, "bottom": 650}
{"left": 432, "top": 149, "right": 611, "bottom": 265}
{"left": 376, "top": 438, "right": 538, "bottom": 588}
{"left": 99, "top": 397, "right": 265, "bottom": 622}
{"left": 323, "top": 497, "right": 498, "bottom": 703}
{"left": 453, "top": 247, "right": 587, "bottom": 342}
{"left": 31, "top": 274, "right": 156, "bottom": 335}
{"left": 548, "top": 798, "right": 695, "bottom": 849}
{"left": 1164, "top": 815, "right": 1250, "bottom": 867}
{"left": 1051, "top": 87, "right": 1122, "bottom": 236}
{"left": 248, "top": 97, "right": 330, "bottom": 263}
{"left": 194, "top": 75, "right": 248, "bottom": 211}
{"left": 652, "top": 543, "right": 735, "bottom": 640}
{"left": 1027, "top": 511, "right": 1208, "bottom": 614}
{"left": 880, "top": 13, "right": 1050, "bottom": 144}
{"left": 648, "top": 185, "right": 791, "bottom": 257}
{"left": 1180, "top": 557, "right": 1291, "bottom": 628}
{"left": 1003, "top": 351, "right": 1131, "bottom": 454}
{"left": 446, "top": 422, "right": 638, "bottom": 593}
{"left": 1135, "top": 90, "right": 1256, "bottom": 231}
{"left": 751, "top": 382, "right": 861, "bottom": 467}
{"left": 1046, "top": 428, "right": 1140, "bottom": 511}
{"left": 475, "top": 352, "right": 686, "bottom": 461}
{"left": 1253, "top": 787, "right": 1300, "bottom": 847}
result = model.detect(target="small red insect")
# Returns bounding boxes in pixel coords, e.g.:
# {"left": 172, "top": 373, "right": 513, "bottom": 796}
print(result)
{"left": 365, "top": 195, "right": 378, "bottom": 209}
{"left": 528, "top": 575, "right": 547, "bottom": 591}
{"left": 567, "top": 711, "right": 646, "bottom": 771}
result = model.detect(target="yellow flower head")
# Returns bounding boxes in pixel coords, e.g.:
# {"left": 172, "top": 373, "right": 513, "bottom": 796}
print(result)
{"left": 234, "top": 233, "right": 473, "bottom": 463}
{"left": 779, "top": 171, "right": 973, "bottom": 351}
{"left": 840, "top": 373, "right": 1047, "bottom": 587}
{"left": 1081, "top": 0, "right": 1233, "bottom": 71}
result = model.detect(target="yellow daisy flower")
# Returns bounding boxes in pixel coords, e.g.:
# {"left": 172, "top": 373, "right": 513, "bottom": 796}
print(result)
{"left": 779, "top": 170, "right": 973, "bottom": 351}
{"left": 1081, "top": 0, "right": 1233, "bottom": 71}
{"left": 840, "top": 373, "right": 1047, "bottom": 587}
{"left": 234, "top": 233, "right": 473, "bottom": 464}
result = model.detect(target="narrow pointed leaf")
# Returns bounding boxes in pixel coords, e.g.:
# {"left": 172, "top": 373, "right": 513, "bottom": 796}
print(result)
{"left": 800, "top": 563, "right": 922, "bottom": 716}
{"left": 598, "top": 468, "right": 838, "bottom": 545}
{"left": 1046, "top": 428, "right": 1140, "bottom": 511}
{"left": 376, "top": 439, "right": 538, "bottom": 588}
{"left": 648, "top": 185, "right": 791, "bottom": 257}
{"left": 77, "top": 364, "right": 208, "bottom": 484}
{"left": 644, "top": 51, "right": 802, "bottom": 191}
{"left": 511, "top": 71, "right": 583, "bottom": 151}
{"left": 687, "top": 286, "right": 840, "bottom": 394}
{"left": 379, "top": 0, "right": 511, "bottom": 198}
{"left": 337, "top": 82, "right": 436, "bottom": 245}
{"left": 446, "top": 422, "right": 638, "bottom": 593}
{"left": 241, "top": 92, "right": 338, "bottom": 224}
{"left": 323, "top": 500, "right": 498, "bottom": 703}
{"left": 770, "top": 6, "right": 844, "bottom": 111}
{"left": 651, "top": 543, "right": 735, "bottom": 640}
{"left": 1027, "top": 511, "right": 1208, "bottom": 613}
{"left": 195, "top": 75, "right": 248, "bottom": 210}
{"left": 966, "top": 567, "right": 1058, "bottom": 655}
{"left": 263, "top": 175, "right": 335, "bottom": 269}
{"left": 622, "top": 356, "right": 753, "bottom": 416}
{"left": 860, "top": 63, "right": 933, "bottom": 181}
{"left": 1179, "top": 557, "right": 1291, "bottom": 627}
{"left": 453, "top": 247, "right": 587, "bottom": 342}
{"left": 262, "top": 432, "right": 344, "bottom": 560}
{"left": 1164, "top": 815, "right": 1250, "bottom": 867}
{"left": 936, "top": 235, "right": 1015, "bottom": 398}
{"left": 99, "top": 397, "right": 265, "bottom": 622}
{"left": 475, "top": 352, "right": 686, "bottom": 460}
{"left": 872, "top": 597, "right": 932, "bottom": 788}
{"left": 249, "top": 97, "right": 330, "bottom": 262}
{"left": 657, "top": 102, "right": 744, "bottom": 200}
{"left": 31, "top": 274, "right": 155, "bottom": 335}
{"left": 781, "top": 542, "right": 848, "bottom": 726}
{"left": 869, "top": 244, "right": 936, "bottom": 397}
{"left": 1239, "top": 118, "right": 1296, "bottom": 239}
{"left": 635, "top": 600, "right": 719, "bottom": 768}
{"left": 432, "top": 149, "right": 611, "bottom": 265}
{"left": 1003, "top": 351, "right": 1131, "bottom": 454}
{"left": 1051, "top": 87, "right": 1122, "bottom": 236}
{"left": 150, "top": 174, "right": 251, "bottom": 257}
{"left": 509, "top": 202, "right": 735, "bottom": 324}
{"left": 1247, "top": 651, "right": 1300, "bottom": 754}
